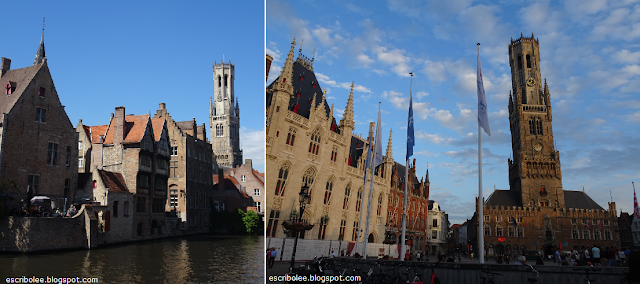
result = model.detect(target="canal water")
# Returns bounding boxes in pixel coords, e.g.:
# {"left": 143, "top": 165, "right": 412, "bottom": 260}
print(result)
{"left": 0, "top": 234, "right": 264, "bottom": 283}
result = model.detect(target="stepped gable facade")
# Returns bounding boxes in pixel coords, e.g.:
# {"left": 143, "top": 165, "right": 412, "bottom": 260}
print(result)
{"left": 0, "top": 36, "right": 78, "bottom": 211}
{"left": 472, "top": 34, "right": 618, "bottom": 257}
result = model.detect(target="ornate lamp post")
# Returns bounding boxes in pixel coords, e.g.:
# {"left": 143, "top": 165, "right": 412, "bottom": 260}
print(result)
{"left": 383, "top": 220, "right": 395, "bottom": 257}
{"left": 289, "top": 183, "right": 310, "bottom": 272}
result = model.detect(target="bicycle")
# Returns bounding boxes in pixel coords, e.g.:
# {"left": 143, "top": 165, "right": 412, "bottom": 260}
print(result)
{"left": 480, "top": 270, "right": 502, "bottom": 284}
{"left": 526, "top": 264, "right": 539, "bottom": 284}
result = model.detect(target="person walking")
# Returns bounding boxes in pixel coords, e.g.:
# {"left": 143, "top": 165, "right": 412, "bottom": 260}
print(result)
{"left": 555, "top": 249, "right": 561, "bottom": 264}
{"left": 269, "top": 247, "right": 277, "bottom": 268}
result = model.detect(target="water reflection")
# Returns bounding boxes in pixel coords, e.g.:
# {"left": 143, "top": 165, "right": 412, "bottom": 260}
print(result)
{"left": 0, "top": 235, "right": 264, "bottom": 284}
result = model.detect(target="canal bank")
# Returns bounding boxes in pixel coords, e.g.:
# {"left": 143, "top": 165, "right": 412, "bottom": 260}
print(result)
{"left": 0, "top": 234, "right": 264, "bottom": 283}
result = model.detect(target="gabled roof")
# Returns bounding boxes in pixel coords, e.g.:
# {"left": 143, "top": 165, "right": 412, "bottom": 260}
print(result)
{"left": 89, "top": 125, "right": 109, "bottom": 143}
{"left": 102, "top": 114, "right": 150, "bottom": 144}
{"left": 564, "top": 191, "right": 603, "bottom": 210}
{"left": 98, "top": 170, "right": 129, "bottom": 193}
{"left": 252, "top": 169, "right": 265, "bottom": 186}
{"left": 150, "top": 117, "right": 165, "bottom": 142}
{"left": 0, "top": 63, "right": 43, "bottom": 123}
{"left": 175, "top": 121, "right": 194, "bottom": 131}
{"left": 81, "top": 125, "right": 91, "bottom": 140}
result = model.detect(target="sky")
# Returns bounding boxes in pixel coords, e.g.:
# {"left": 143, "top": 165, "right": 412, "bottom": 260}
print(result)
{"left": 0, "top": 1, "right": 266, "bottom": 171}
{"left": 267, "top": 0, "right": 640, "bottom": 224}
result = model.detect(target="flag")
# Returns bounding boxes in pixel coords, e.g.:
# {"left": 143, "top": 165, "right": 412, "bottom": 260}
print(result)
{"left": 364, "top": 138, "right": 372, "bottom": 182}
{"left": 511, "top": 217, "right": 517, "bottom": 227}
{"left": 374, "top": 104, "right": 383, "bottom": 168}
{"left": 407, "top": 92, "right": 414, "bottom": 160}
{"left": 477, "top": 45, "right": 491, "bottom": 136}
{"left": 522, "top": 220, "right": 525, "bottom": 227}
{"left": 634, "top": 188, "right": 639, "bottom": 218}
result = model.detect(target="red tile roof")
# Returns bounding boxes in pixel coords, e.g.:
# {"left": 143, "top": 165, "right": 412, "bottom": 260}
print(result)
{"left": 98, "top": 170, "right": 129, "bottom": 193}
{"left": 150, "top": 117, "right": 165, "bottom": 142}
{"left": 90, "top": 125, "right": 109, "bottom": 144}
{"left": 102, "top": 114, "right": 151, "bottom": 145}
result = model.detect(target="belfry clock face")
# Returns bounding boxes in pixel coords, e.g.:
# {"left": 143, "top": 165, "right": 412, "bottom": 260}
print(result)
{"left": 526, "top": 77, "right": 536, "bottom": 87}
{"left": 534, "top": 143, "right": 543, "bottom": 152}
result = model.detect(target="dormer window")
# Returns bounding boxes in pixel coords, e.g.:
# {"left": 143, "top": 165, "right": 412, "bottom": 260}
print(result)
{"left": 39, "top": 87, "right": 45, "bottom": 97}
{"left": 300, "top": 75, "right": 305, "bottom": 81}
{"left": 5, "top": 82, "right": 13, "bottom": 95}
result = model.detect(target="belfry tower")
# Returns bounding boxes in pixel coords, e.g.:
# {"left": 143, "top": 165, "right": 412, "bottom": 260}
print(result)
{"left": 210, "top": 60, "right": 242, "bottom": 170}
{"left": 507, "top": 33, "right": 565, "bottom": 209}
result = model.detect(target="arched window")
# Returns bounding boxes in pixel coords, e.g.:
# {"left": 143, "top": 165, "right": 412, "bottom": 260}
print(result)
{"left": 275, "top": 164, "right": 290, "bottom": 196}
{"left": 508, "top": 226, "right": 515, "bottom": 237}
{"left": 536, "top": 118, "right": 543, "bottom": 135}
{"left": 526, "top": 54, "right": 532, "bottom": 68}
{"left": 343, "top": 184, "right": 351, "bottom": 210}
{"left": 484, "top": 224, "right": 491, "bottom": 236}
{"left": 583, "top": 229, "right": 590, "bottom": 240}
{"left": 517, "top": 225, "right": 524, "bottom": 237}
{"left": 517, "top": 55, "right": 523, "bottom": 70}
{"left": 356, "top": 188, "right": 363, "bottom": 212}
{"left": 286, "top": 128, "right": 296, "bottom": 146}
{"left": 302, "top": 168, "right": 316, "bottom": 199}
{"left": 309, "top": 129, "right": 321, "bottom": 155}
{"left": 496, "top": 224, "right": 503, "bottom": 237}
{"left": 323, "top": 178, "right": 333, "bottom": 205}
{"left": 377, "top": 195, "right": 383, "bottom": 216}
{"left": 572, "top": 226, "right": 580, "bottom": 239}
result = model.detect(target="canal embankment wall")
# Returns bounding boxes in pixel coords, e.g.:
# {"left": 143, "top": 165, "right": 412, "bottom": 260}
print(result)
{"left": 266, "top": 237, "right": 407, "bottom": 262}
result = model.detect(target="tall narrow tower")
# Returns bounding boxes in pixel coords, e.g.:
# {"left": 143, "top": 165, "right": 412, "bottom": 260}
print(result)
{"left": 507, "top": 33, "right": 564, "bottom": 209}
{"left": 210, "top": 60, "right": 242, "bottom": 170}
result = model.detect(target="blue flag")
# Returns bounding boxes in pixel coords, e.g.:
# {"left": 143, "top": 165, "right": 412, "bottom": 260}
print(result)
{"left": 406, "top": 92, "right": 414, "bottom": 160}
{"left": 364, "top": 137, "right": 372, "bottom": 182}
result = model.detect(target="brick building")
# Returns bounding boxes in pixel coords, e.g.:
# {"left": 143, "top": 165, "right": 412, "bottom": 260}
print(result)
{"left": 0, "top": 36, "right": 77, "bottom": 212}
{"left": 84, "top": 106, "right": 171, "bottom": 238}
{"left": 212, "top": 169, "right": 253, "bottom": 213}
{"left": 469, "top": 34, "right": 618, "bottom": 258}
{"left": 154, "top": 103, "right": 215, "bottom": 232}
{"left": 225, "top": 159, "right": 264, "bottom": 215}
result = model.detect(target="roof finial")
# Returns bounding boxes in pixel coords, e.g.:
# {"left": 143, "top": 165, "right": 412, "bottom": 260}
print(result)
{"left": 42, "top": 17, "right": 46, "bottom": 35}
{"left": 298, "top": 39, "right": 303, "bottom": 57}
{"left": 33, "top": 17, "right": 46, "bottom": 65}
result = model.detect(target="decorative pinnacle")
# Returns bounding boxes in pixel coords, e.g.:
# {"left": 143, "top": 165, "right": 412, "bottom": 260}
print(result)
{"left": 42, "top": 17, "right": 46, "bottom": 34}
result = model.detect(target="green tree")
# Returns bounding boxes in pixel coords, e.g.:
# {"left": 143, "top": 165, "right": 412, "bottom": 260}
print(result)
{"left": 241, "top": 209, "right": 259, "bottom": 235}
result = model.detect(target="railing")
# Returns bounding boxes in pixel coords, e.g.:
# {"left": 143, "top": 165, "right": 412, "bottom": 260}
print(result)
{"left": 521, "top": 105, "right": 546, "bottom": 113}
{"left": 286, "top": 112, "right": 309, "bottom": 128}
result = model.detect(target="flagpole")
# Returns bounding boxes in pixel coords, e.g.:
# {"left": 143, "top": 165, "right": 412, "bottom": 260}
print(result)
{"left": 477, "top": 42, "right": 485, "bottom": 264}
{"left": 401, "top": 72, "right": 414, "bottom": 261}
{"left": 354, "top": 132, "right": 372, "bottom": 256}
{"left": 363, "top": 103, "right": 382, "bottom": 258}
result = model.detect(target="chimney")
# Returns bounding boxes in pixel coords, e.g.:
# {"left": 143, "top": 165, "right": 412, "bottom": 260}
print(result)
{"left": 114, "top": 106, "right": 126, "bottom": 145}
{"left": 159, "top": 103, "right": 165, "bottom": 110}
{"left": 245, "top": 159, "right": 252, "bottom": 169}
{"left": 200, "top": 123, "right": 207, "bottom": 141}
{"left": 218, "top": 169, "right": 225, "bottom": 191}
{"left": 191, "top": 117, "right": 196, "bottom": 138}
{"left": 1, "top": 57, "right": 10, "bottom": 77}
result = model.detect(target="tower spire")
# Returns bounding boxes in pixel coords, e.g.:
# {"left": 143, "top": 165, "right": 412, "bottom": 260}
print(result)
{"left": 278, "top": 38, "right": 296, "bottom": 89}
{"left": 34, "top": 17, "right": 46, "bottom": 65}
{"left": 340, "top": 82, "right": 355, "bottom": 131}
{"left": 386, "top": 129, "right": 393, "bottom": 158}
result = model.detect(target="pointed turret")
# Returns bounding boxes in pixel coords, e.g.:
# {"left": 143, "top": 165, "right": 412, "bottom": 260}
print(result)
{"left": 33, "top": 32, "right": 45, "bottom": 65}
{"left": 280, "top": 38, "right": 295, "bottom": 87}
{"left": 339, "top": 82, "right": 355, "bottom": 132}
{"left": 385, "top": 129, "right": 393, "bottom": 160}
{"left": 508, "top": 91, "right": 514, "bottom": 115}
{"left": 210, "top": 97, "right": 215, "bottom": 117}
{"left": 235, "top": 100, "right": 240, "bottom": 117}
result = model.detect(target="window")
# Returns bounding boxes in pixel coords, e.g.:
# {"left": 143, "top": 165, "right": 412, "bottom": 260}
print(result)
{"left": 138, "top": 175, "right": 150, "bottom": 189}
{"left": 285, "top": 128, "right": 296, "bottom": 146}
{"left": 571, "top": 219, "right": 577, "bottom": 224}
{"left": 275, "top": 164, "right": 290, "bottom": 196}
{"left": 155, "top": 177, "right": 166, "bottom": 192}
{"left": 171, "top": 146, "right": 178, "bottom": 156}
{"left": 113, "top": 201, "right": 119, "bottom": 217}
{"left": 47, "top": 142, "right": 58, "bottom": 165}
{"left": 583, "top": 229, "right": 590, "bottom": 240}
{"left": 78, "top": 141, "right": 83, "bottom": 151}
{"left": 301, "top": 168, "right": 316, "bottom": 198}
{"left": 432, "top": 230, "right": 438, "bottom": 239}
{"left": 124, "top": 201, "right": 129, "bottom": 216}
{"left": 323, "top": 179, "right": 333, "bottom": 205}
{"left": 330, "top": 146, "right": 338, "bottom": 162}
{"left": 339, "top": 219, "right": 346, "bottom": 240}
{"left": 572, "top": 226, "right": 580, "bottom": 239}
{"left": 241, "top": 175, "right": 246, "bottom": 182}
{"left": 170, "top": 190, "right": 178, "bottom": 207}
{"left": 433, "top": 219, "right": 438, "bottom": 228}
{"left": 604, "top": 229, "right": 612, "bottom": 240}
{"left": 158, "top": 159, "right": 168, "bottom": 170}
{"left": 496, "top": 216, "right": 502, "bottom": 222}
{"left": 517, "top": 226, "right": 524, "bottom": 237}
{"left": 93, "top": 180, "right": 97, "bottom": 189}
{"left": 352, "top": 221, "right": 359, "bottom": 241}
{"left": 27, "top": 174, "right": 39, "bottom": 194}
{"left": 308, "top": 130, "right": 321, "bottom": 155}
{"left": 540, "top": 200, "right": 549, "bottom": 207}
{"left": 65, "top": 146, "right": 71, "bottom": 167}
{"left": 484, "top": 224, "right": 490, "bottom": 236}
{"left": 38, "top": 87, "right": 45, "bottom": 97}
{"left": 592, "top": 219, "right": 598, "bottom": 225}
{"left": 377, "top": 195, "right": 382, "bottom": 216}
{"left": 356, "top": 189, "right": 362, "bottom": 212}
{"left": 343, "top": 184, "right": 351, "bottom": 210}
{"left": 78, "top": 157, "right": 84, "bottom": 168}
{"left": 603, "top": 220, "right": 610, "bottom": 226}
{"left": 36, "top": 108, "right": 46, "bottom": 122}
{"left": 136, "top": 197, "right": 146, "bottom": 213}
{"left": 526, "top": 54, "right": 532, "bottom": 68}
{"left": 254, "top": 189, "right": 260, "bottom": 196}
{"left": 255, "top": 202, "right": 261, "bottom": 213}
{"left": 140, "top": 155, "right": 151, "bottom": 167}
{"left": 594, "top": 230, "right": 601, "bottom": 240}
{"left": 496, "top": 225, "right": 503, "bottom": 237}
{"left": 529, "top": 117, "right": 543, "bottom": 135}
{"left": 152, "top": 198, "right": 164, "bottom": 213}
{"left": 508, "top": 226, "right": 515, "bottom": 237}
{"left": 583, "top": 219, "right": 588, "bottom": 225}
{"left": 266, "top": 210, "right": 280, "bottom": 237}
{"left": 484, "top": 215, "right": 490, "bottom": 222}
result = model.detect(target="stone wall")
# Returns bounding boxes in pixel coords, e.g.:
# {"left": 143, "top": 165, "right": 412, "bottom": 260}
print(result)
{"left": 0, "top": 209, "right": 90, "bottom": 252}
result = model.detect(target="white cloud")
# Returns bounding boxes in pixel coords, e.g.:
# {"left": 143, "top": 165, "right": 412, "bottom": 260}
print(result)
{"left": 625, "top": 110, "right": 640, "bottom": 122}
{"left": 372, "top": 45, "right": 413, "bottom": 77}
{"left": 316, "top": 73, "right": 372, "bottom": 93}
{"left": 613, "top": 49, "right": 640, "bottom": 63}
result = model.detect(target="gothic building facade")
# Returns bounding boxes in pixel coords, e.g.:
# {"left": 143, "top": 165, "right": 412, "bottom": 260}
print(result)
{"left": 266, "top": 40, "right": 437, "bottom": 255}
{"left": 471, "top": 34, "right": 618, "bottom": 257}
{"left": 209, "top": 61, "right": 242, "bottom": 170}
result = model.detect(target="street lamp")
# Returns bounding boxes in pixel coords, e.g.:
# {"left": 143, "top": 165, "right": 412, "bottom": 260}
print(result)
{"left": 290, "top": 183, "right": 310, "bottom": 273}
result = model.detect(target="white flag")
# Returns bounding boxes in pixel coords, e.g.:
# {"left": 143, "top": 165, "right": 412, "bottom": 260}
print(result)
{"left": 477, "top": 46, "right": 491, "bottom": 136}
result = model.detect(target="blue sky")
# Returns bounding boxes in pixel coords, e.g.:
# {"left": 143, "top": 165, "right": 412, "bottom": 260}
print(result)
{"left": 267, "top": 0, "right": 640, "bottom": 224}
{"left": 0, "top": 1, "right": 265, "bottom": 171}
